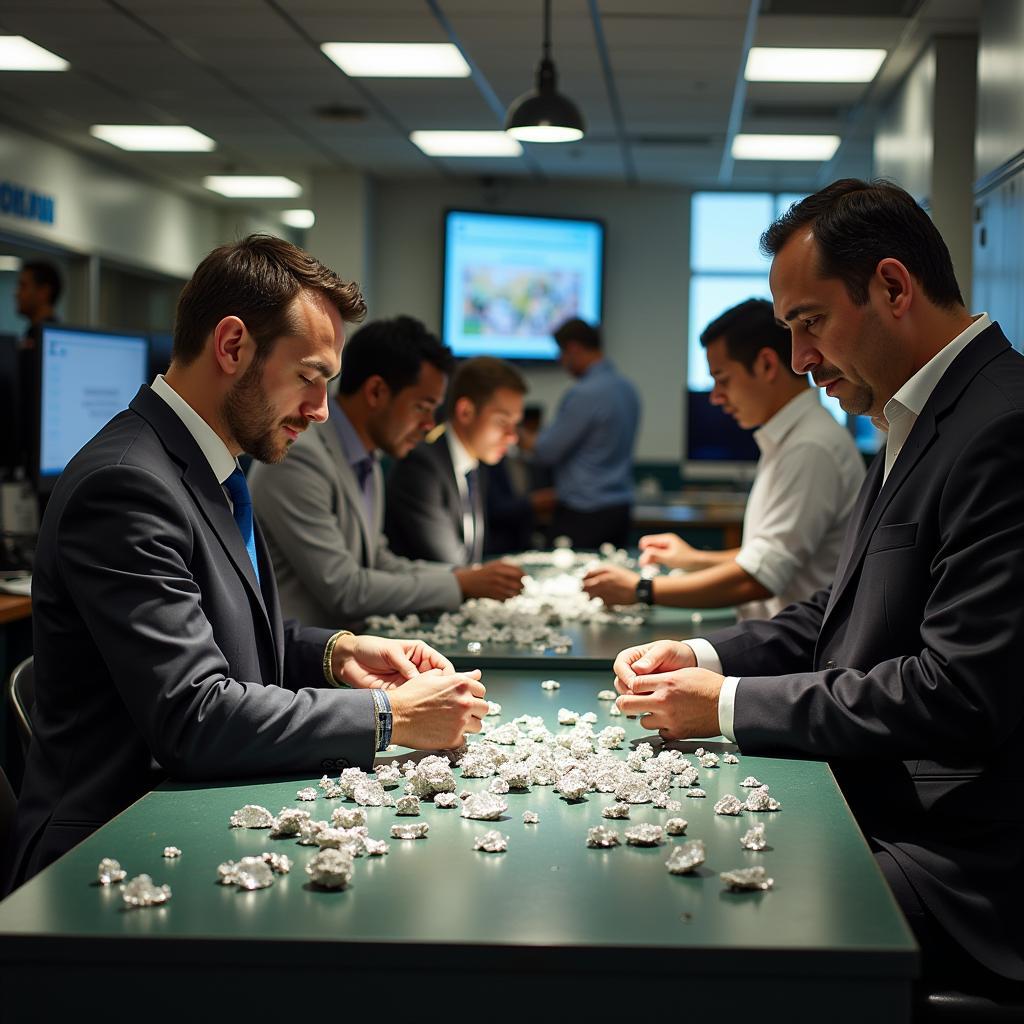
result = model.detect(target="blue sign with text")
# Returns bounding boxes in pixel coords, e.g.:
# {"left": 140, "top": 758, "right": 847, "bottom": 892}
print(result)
{"left": 0, "top": 180, "right": 55, "bottom": 225}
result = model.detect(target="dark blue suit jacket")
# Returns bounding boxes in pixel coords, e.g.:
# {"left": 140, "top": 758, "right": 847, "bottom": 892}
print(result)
{"left": 2, "top": 385, "right": 375, "bottom": 893}
{"left": 707, "top": 323, "right": 1024, "bottom": 979}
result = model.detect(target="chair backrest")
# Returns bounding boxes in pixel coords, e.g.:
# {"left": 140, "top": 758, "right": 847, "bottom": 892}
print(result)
{"left": 7, "top": 656, "right": 34, "bottom": 754}
{"left": 0, "top": 762, "right": 16, "bottom": 861}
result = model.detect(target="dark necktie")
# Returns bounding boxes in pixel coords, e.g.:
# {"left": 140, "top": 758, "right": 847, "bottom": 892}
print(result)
{"left": 354, "top": 456, "right": 375, "bottom": 524}
{"left": 224, "top": 467, "right": 260, "bottom": 583}
{"left": 465, "top": 468, "right": 482, "bottom": 563}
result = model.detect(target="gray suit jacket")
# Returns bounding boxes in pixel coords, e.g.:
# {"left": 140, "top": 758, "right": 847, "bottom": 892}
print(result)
{"left": 249, "top": 418, "right": 460, "bottom": 629}
{"left": 2, "top": 385, "right": 376, "bottom": 894}
{"left": 386, "top": 428, "right": 486, "bottom": 565}
{"left": 705, "top": 323, "right": 1024, "bottom": 979}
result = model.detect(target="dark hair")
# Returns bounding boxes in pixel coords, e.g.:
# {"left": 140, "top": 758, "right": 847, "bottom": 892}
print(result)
{"left": 553, "top": 317, "right": 601, "bottom": 350}
{"left": 761, "top": 178, "right": 964, "bottom": 308}
{"left": 22, "top": 261, "right": 62, "bottom": 304}
{"left": 173, "top": 234, "right": 366, "bottom": 366}
{"left": 448, "top": 356, "right": 527, "bottom": 416}
{"left": 337, "top": 315, "right": 454, "bottom": 396}
{"left": 700, "top": 298, "right": 796, "bottom": 375}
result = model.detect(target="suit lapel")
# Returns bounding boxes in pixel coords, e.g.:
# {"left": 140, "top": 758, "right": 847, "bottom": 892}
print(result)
{"left": 129, "top": 386, "right": 273, "bottom": 639}
{"left": 317, "top": 420, "right": 373, "bottom": 560}
{"left": 822, "top": 323, "right": 1011, "bottom": 629}
{"left": 431, "top": 435, "right": 466, "bottom": 544}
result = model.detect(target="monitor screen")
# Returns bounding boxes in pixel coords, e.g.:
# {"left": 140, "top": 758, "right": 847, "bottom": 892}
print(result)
{"left": 442, "top": 209, "right": 604, "bottom": 361}
{"left": 39, "top": 326, "right": 148, "bottom": 482}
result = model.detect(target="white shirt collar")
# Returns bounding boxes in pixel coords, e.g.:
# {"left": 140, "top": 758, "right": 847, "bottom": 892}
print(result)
{"left": 445, "top": 424, "right": 479, "bottom": 482}
{"left": 882, "top": 313, "right": 991, "bottom": 426}
{"left": 753, "top": 387, "right": 821, "bottom": 456}
{"left": 150, "top": 375, "right": 238, "bottom": 484}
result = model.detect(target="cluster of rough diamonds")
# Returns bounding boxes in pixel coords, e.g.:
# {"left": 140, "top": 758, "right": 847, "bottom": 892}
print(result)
{"left": 403, "top": 755, "right": 457, "bottom": 798}
{"left": 713, "top": 794, "right": 745, "bottom": 816}
{"left": 331, "top": 806, "right": 367, "bottom": 829}
{"left": 625, "top": 823, "right": 664, "bottom": 847}
{"left": 460, "top": 792, "right": 508, "bottom": 821}
{"left": 270, "top": 807, "right": 311, "bottom": 838}
{"left": 721, "top": 866, "right": 774, "bottom": 892}
{"left": 229, "top": 804, "right": 275, "bottom": 829}
{"left": 97, "top": 858, "right": 126, "bottom": 885}
{"left": 391, "top": 822, "right": 429, "bottom": 840}
{"left": 587, "top": 826, "right": 621, "bottom": 848}
{"left": 473, "top": 830, "right": 509, "bottom": 853}
{"left": 740, "top": 823, "right": 768, "bottom": 850}
{"left": 217, "top": 856, "right": 275, "bottom": 891}
{"left": 394, "top": 795, "right": 420, "bottom": 816}
{"left": 666, "top": 840, "right": 706, "bottom": 875}
{"left": 122, "top": 874, "right": 172, "bottom": 907}
{"left": 744, "top": 786, "right": 781, "bottom": 812}
{"left": 306, "top": 848, "right": 354, "bottom": 889}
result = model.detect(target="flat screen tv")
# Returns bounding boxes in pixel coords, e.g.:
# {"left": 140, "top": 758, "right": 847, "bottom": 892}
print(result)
{"left": 441, "top": 209, "right": 604, "bottom": 362}
{"left": 37, "top": 325, "right": 148, "bottom": 491}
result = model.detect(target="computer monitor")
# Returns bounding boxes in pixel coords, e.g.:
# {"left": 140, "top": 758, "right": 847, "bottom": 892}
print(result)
{"left": 0, "top": 333, "right": 20, "bottom": 478}
{"left": 37, "top": 325, "right": 148, "bottom": 492}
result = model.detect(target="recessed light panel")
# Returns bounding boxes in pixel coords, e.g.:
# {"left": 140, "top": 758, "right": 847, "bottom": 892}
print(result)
{"left": 321, "top": 43, "right": 469, "bottom": 78}
{"left": 745, "top": 48, "right": 887, "bottom": 83}
{"left": 410, "top": 131, "right": 522, "bottom": 157}
{"left": 732, "top": 134, "right": 840, "bottom": 161}
{"left": 90, "top": 125, "right": 215, "bottom": 152}
{"left": 281, "top": 209, "right": 315, "bottom": 229}
{"left": 203, "top": 176, "right": 302, "bottom": 198}
{"left": 0, "top": 36, "right": 68, "bottom": 71}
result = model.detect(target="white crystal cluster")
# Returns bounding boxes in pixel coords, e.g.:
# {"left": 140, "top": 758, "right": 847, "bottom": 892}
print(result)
{"left": 122, "top": 874, "right": 171, "bottom": 908}
{"left": 366, "top": 553, "right": 648, "bottom": 652}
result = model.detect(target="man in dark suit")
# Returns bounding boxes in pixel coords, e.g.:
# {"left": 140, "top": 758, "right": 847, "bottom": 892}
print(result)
{"left": 2, "top": 236, "right": 488, "bottom": 893}
{"left": 387, "top": 356, "right": 529, "bottom": 580}
{"left": 613, "top": 180, "right": 1024, "bottom": 987}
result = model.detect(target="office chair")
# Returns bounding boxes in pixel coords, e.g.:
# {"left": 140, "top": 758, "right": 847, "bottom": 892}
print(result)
{"left": 7, "top": 656, "right": 34, "bottom": 754}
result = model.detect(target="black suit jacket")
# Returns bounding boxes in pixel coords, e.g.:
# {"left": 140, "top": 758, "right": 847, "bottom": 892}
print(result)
{"left": 706, "top": 323, "right": 1024, "bottom": 978}
{"left": 386, "top": 429, "right": 486, "bottom": 565}
{"left": 2, "top": 385, "right": 376, "bottom": 893}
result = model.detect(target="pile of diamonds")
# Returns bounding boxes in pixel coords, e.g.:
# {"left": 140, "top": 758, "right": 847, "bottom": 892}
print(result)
{"left": 366, "top": 561, "right": 647, "bottom": 651}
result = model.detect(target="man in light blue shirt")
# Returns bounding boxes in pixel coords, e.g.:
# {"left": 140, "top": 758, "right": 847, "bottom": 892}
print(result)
{"left": 531, "top": 318, "right": 640, "bottom": 548}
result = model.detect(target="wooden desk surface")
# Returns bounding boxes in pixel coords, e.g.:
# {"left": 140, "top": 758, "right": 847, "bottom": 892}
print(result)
{"left": 0, "top": 594, "right": 31, "bottom": 625}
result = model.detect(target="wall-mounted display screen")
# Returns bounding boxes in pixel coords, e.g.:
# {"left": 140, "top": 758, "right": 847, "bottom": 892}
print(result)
{"left": 442, "top": 209, "right": 604, "bottom": 361}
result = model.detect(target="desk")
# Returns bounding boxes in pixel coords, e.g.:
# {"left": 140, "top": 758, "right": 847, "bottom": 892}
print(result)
{"left": 0, "top": 669, "right": 916, "bottom": 1022}
{"left": 0, "top": 594, "right": 30, "bottom": 626}
{"left": 633, "top": 495, "right": 747, "bottom": 549}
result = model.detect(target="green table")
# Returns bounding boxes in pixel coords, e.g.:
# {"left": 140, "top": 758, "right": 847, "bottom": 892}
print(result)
{"left": 392, "top": 605, "right": 738, "bottom": 671}
{"left": 0, "top": 670, "right": 916, "bottom": 1022}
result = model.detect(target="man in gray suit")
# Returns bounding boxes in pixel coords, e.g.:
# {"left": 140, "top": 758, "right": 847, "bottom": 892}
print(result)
{"left": 613, "top": 180, "right": 1024, "bottom": 988}
{"left": 3, "top": 237, "right": 487, "bottom": 893}
{"left": 250, "top": 317, "right": 524, "bottom": 629}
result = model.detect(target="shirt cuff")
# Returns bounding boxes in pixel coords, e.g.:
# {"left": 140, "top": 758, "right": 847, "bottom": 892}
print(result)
{"left": 685, "top": 637, "right": 723, "bottom": 674}
{"left": 717, "top": 676, "right": 740, "bottom": 743}
{"left": 735, "top": 536, "right": 798, "bottom": 597}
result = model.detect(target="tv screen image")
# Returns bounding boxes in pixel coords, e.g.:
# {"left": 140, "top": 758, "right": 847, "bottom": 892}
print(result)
{"left": 443, "top": 210, "right": 604, "bottom": 361}
{"left": 39, "top": 326, "right": 148, "bottom": 484}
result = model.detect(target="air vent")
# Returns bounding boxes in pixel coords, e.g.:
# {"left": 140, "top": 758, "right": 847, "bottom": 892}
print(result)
{"left": 313, "top": 104, "right": 367, "bottom": 123}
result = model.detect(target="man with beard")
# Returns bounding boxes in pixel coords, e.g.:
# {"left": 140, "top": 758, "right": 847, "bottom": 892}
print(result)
{"left": 250, "top": 319, "right": 524, "bottom": 630}
{"left": 2, "top": 236, "right": 489, "bottom": 892}
{"left": 612, "top": 180, "right": 1024, "bottom": 991}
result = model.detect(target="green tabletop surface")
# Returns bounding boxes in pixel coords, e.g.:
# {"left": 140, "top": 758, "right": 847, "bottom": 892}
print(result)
{"left": 387, "top": 604, "right": 738, "bottom": 671}
{"left": 0, "top": 669, "right": 916, "bottom": 1022}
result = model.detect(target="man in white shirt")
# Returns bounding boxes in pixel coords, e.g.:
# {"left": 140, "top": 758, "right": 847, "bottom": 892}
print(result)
{"left": 583, "top": 299, "right": 864, "bottom": 618}
{"left": 612, "top": 180, "right": 1024, "bottom": 989}
{"left": 387, "top": 356, "right": 529, "bottom": 571}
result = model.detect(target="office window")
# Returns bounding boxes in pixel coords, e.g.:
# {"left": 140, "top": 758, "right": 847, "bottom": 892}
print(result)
{"left": 688, "top": 191, "right": 848, "bottom": 430}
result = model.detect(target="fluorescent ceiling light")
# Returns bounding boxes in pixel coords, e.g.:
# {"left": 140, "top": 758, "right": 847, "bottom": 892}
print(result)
{"left": 203, "top": 175, "right": 302, "bottom": 198}
{"left": 0, "top": 36, "right": 68, "bottom": 71}
{"left": 0, "top": 256, "right": 22, "bottom": 273}
{"left": 321, "top": 42, "right": 470, "bottom": 78}
{"left": 410, "top": 131, "right": 522, "bottom": 158}
{"left": 90, "top": 125, "right": 215, "bottom": 152}
{"left": 281, "top": 209, "right": 315, "bottom": 229}
{"left": 732, "top": 134, "right": 840, "bottom": 161}
{"left": 508, "top": 125, "right": 583, "bottom": 144}
{"left": 745, "top": 47, "right": 887, "bottom": 83}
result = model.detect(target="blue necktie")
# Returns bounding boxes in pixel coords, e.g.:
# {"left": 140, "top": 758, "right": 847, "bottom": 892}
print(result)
{"left": 224, "top": 467, "right": 260, "bottom": 583}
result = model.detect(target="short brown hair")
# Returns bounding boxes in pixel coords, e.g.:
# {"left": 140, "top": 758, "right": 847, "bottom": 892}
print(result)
{"left": 448, "top": 356, "right": 527, "bottom": 416}
{"left": 553, "top": 317, "right": 601, "bottom": 350}
{"left": 172, "top": 234, "right": 367, "bottom": 365}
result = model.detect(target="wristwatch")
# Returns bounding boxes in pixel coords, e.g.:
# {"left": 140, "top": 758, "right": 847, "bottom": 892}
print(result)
{"left": 635, "top": 577, "right": 655, "bottom": 605}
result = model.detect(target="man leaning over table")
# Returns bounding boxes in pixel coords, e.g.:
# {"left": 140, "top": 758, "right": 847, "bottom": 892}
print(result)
{"left": 2, "top": 235, "right": 488, "bottom": 895}
{"left": 611, "top": 180, "right": 1024, "bottom": 991}
{"left": 583, "top": 298, "right": 863, "bottom": 619}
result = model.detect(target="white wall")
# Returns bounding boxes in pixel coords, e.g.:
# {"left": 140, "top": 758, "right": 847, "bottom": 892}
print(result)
{"left": 0, "top": 124, "right": 225, "bottom": 279}
{"left": 369, "top": 178, "right": 690, "bottom": 462}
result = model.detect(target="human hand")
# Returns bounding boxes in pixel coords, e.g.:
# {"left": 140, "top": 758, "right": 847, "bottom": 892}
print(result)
{"left": 454, "top": 559, "right": 525, "bottom": 600}
{"left": 638, "top": 532, "right": 700, "bottom": 570}
{"left": 332, "top": 634, "right": 455, "bottom": 689}
{"left": 581, "top": 565, "right": 640, "bottom": 606}
{"left": 615, "top": 667, "right": 724, "bottom": 740}
{"left": 612, "top": 639, "right": 697, "bottom": 694}
{"left": 388, "top": 669, "right": 489, "bottom": 749}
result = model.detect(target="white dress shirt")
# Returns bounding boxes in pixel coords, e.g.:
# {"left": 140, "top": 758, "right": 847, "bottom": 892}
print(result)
{"left": 446, "top": 427, "right": 480, "bottom": 556}
{"left": 734, "top": 387, "right": 864, "bottom": 621}
{"left": 709, "top": 312, "right": 992, "bottom": 741}
{"left": 151, "top": 374, "right": 238, "bottom": 494}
